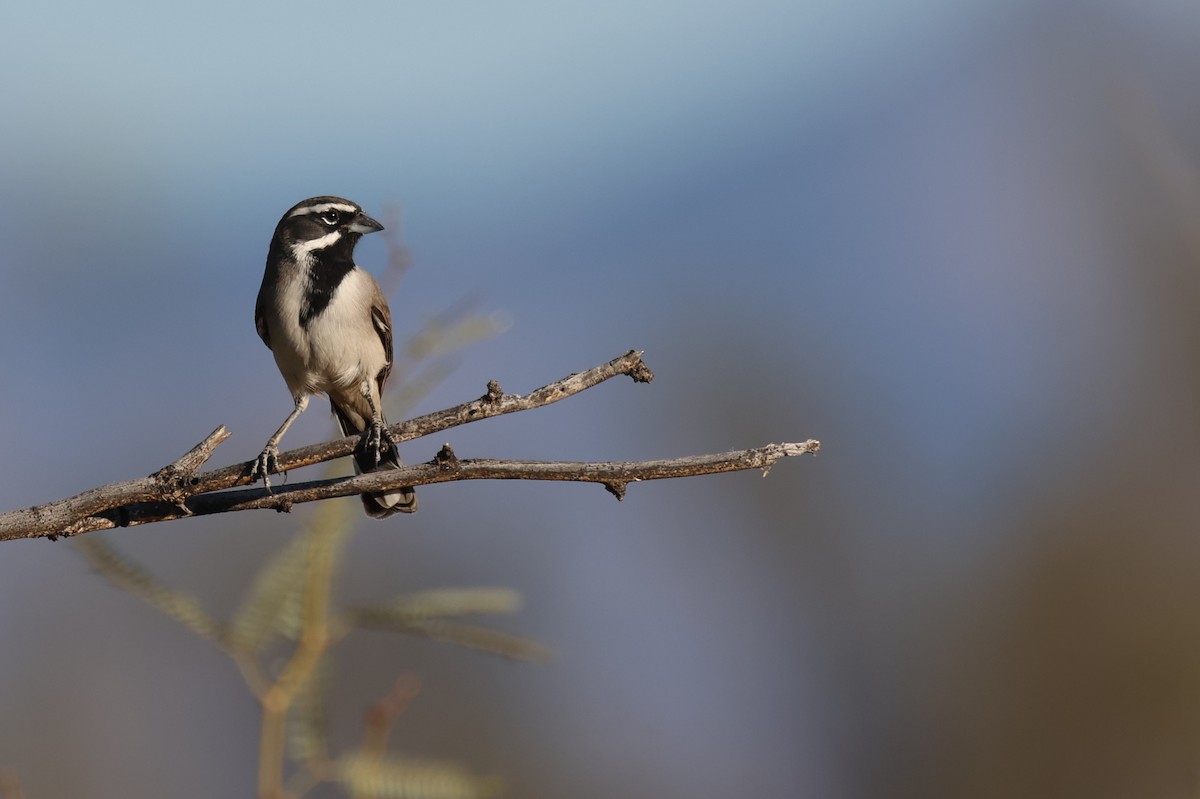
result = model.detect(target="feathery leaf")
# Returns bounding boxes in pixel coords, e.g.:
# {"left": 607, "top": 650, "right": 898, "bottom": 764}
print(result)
{"left": 337, "top": 753, "right": 502, "bottom": 799}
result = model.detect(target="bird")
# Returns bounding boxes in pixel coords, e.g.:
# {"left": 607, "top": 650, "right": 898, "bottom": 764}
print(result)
{"left": 251, "top": 195, "right": 417, "bottom": 518}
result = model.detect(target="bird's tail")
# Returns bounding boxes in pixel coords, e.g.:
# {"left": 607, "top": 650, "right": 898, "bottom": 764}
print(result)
{"left": 331, "top": 401, "right": 418, "bottom": 518}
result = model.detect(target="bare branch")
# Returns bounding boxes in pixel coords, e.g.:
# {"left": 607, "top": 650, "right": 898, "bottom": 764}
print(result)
{"left": 67, "top": 440, "right": 821, "bottom": 528}
{"left": 0, "top": 426, "right": 230, "bottom": 541}
{"left": 0, "top": 352, "right": 819, "bottom": 542}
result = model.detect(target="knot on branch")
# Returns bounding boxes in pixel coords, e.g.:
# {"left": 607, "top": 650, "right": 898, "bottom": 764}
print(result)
{"left": 435, "top": 444, "right": 460, "bottom": 471}
{"left": 152, "top": 425, "right": 232, "bottom": 513}
{"left": 604, "top": 482, "right": 627, "bottom": 501}
{"left": 623, "top": 351, "right": 655, "bottom": 384}
{"left": 483, "top": 380, "right": 504, "bottom": 403}
{"left": 151, "top": 464, "right": 196, "bottom": 490}
{"left": 151, "top": 462, "right": 202, "bottom": 516}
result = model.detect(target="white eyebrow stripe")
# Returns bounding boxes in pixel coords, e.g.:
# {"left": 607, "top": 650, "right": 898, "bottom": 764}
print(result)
{"left": 288, "top": 202, "right": 359, "bottom": 219}
{"left": 289, "top": 230, "right": 342, "bottom": 258}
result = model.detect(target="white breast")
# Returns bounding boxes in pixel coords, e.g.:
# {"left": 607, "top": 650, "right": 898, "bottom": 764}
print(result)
{"left": 267, "top": 266, "right": 386, "bottom": 399}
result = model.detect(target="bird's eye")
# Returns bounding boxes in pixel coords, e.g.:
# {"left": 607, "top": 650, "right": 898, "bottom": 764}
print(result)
{"left": 319, "top": 210, "right": 341, "bottom": 226}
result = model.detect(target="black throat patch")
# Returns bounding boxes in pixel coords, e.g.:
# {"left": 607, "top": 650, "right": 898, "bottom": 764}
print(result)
{"left": 297, "top": 237, "right": 358, "bottom": 328}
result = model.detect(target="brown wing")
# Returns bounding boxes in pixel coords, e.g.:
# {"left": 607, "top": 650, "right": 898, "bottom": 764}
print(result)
{"left": 369, "top": 285, "right": 394, "bottom": 396}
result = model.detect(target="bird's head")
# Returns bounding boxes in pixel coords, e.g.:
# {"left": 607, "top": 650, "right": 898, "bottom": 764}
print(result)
{"left": 273, "top": 195, "right": 384, "bottom": 262}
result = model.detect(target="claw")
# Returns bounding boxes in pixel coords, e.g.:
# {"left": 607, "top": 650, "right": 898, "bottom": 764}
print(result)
{"left": 365, "top": 424, "right": 380, "bottom": 466}
{"left": 251, "top": 446, "right": 279, "bottom": 492}
{"left": 364, "top": 421, "right": 397, "bottom": 466}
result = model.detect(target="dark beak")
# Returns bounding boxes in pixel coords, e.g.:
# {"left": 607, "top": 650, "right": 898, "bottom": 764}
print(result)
{"left": 348, "top": 212, "right": 384, "bottom": 234}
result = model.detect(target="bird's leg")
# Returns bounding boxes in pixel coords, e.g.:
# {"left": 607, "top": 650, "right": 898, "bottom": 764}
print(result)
{"left": 252, "top": 395, "right": 309, "bottom": 490}
{"left": 360, "top": 381, "right": 396, "bottom": 466}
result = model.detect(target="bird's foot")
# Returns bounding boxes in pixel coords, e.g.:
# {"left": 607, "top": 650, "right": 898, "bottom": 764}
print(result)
{"left": 365, "top": 421, "right": 398, "bottom": 466}
{"left": 251, "top": 445, "right": 280, "bottom": 491}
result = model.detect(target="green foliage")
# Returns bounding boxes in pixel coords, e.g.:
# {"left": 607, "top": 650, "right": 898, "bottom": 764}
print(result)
{"left": 336, "top": 753, "right": 503, "bottom": 799}
{"left": 74, "top": 536, "right": 228, "bottom": 647}
{"left": 359, "top": 588, "right": 523, "bottom": 620}
{"left": 287, "top": 659, "right": 328, "bottom": 764}
{"left": 350, "top": 589, "right": 552, "bottom": 663}
{"left": 229, "top": 499, "right": 356, "bottom": 654}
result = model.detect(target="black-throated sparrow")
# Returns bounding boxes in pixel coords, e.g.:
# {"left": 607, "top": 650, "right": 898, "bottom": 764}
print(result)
{"left": 252, "top": 196, "right": 417, "bottom": 518}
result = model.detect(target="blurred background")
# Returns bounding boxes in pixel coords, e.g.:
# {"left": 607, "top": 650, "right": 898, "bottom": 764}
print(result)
{"left": 4, "top": 0, "right": 1200, "bottom": 796}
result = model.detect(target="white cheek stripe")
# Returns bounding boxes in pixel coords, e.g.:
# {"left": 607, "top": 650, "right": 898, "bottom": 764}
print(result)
{"left": 288, "top": 202, "right": 359, "bottom": 219}
{"left": 290, "top": 230, "right": 342, "bottom": 258}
